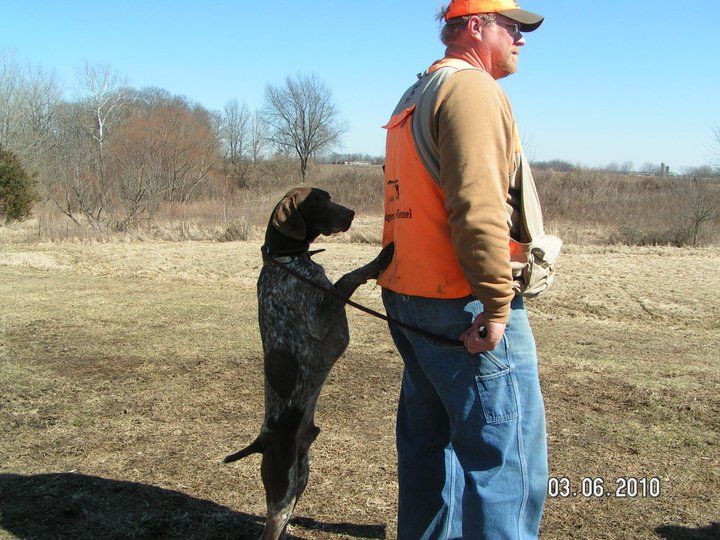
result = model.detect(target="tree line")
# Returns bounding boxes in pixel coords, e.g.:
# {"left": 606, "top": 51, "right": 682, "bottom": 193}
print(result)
{"left": 0, "top": 52, "right": 346, "bottom": 227}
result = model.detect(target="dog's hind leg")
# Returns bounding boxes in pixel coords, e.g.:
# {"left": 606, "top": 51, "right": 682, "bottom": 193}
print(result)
{"left": 262, "top": 497, "right": 296, "bottom": 540}
{"left": 294, "top": 424, "right": 320, "bottom": 508}
{"left": 259, "top": 407, "right": 307, "bottom": 540}
{"left": 261, "top": 444, "right": 298, "bottom": 540}
{"left": 265, "top": 449, "right": 312, "bottom": 540}
{"left": 294, "top": 452, "right": 310, "bottom": 510}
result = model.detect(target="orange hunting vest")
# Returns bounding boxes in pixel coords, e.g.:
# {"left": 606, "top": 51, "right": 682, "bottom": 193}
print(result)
{"left": 378, "top": 60, "right": 557, "bottom": 300}
{"left": 377, "top": 103, "right": 479, "bottom": 298}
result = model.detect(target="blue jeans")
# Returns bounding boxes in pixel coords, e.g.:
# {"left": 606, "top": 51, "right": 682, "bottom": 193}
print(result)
{"left": 382, "top": 289, "right": 548, "bottom": 540}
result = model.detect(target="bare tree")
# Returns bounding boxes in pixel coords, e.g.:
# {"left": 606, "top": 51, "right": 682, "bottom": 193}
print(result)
{"left": 79, "top": 63, "right": 128, "bottom": 175}
{"left": 76, "top": 63, "right": 128, "bottom": 223}
{"left": 620, "top": 161, "right": 634, "bottom": 174}
{"left": 49, "top": 101, "right": 105, "bottom": 230}
{"left": 18, "top": 66, "right": 61, "bottom": 168}
{"left": 221, "top": 99, "right": 251, "bottom": 186}
{"left": 221, "top": 99, "right": 250, "bottom": 162}
{"left": 46, "top": 64, "right": 128, "bottom": 230}
{"left": 682, "top": 176, "right": 720, "bottom": 246}
{"left": 263, "top": 73, "right": 346, "bottom": 180}
{"left": 109, "top": 142, "right": 160, "bottom": 230}
{"left": 641, "top": 162, "right": 658, "bottom": 175}
{"left": 0, "top": 50, "right": 21, "bottom": 149}
{"left": 606, "top": 161, "right": 620, "bottom": 174}
{"left": 0, "top": 54, "right": 61, "bottom": 168}
{"left": 714, "top": 127, "right": 720, "bottom": 171}
{"left": 109, "top": 100, "right": 220, "bottom": 205}
{"left": 250, "top": 109, "right": 267, "bottom": 165}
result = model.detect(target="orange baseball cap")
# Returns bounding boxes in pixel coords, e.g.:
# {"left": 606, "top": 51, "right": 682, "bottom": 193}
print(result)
{"left": 444, "top": 0, "right": 544, "bottom": 32}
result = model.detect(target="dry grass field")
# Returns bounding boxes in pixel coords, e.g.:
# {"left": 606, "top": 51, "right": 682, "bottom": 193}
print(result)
{"left": 1, "top": 228, "right": 719, "bottom": 538}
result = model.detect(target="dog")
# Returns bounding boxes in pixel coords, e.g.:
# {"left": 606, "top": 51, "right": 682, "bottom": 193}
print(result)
{"left": 224, "top": 187, "right": 394, "bottom": 540}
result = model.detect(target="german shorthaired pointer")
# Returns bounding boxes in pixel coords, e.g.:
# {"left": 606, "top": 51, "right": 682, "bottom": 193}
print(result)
{"left": 224, "top": 187, "right": 394, "bottom": 540}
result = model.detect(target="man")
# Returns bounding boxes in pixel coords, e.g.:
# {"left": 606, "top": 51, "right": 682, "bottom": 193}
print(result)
{"left": 378, "top": 1, "right": 555, "bottom": 538}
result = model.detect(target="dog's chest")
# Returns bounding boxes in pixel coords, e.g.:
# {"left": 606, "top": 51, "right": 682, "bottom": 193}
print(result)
{"left": 257, "top": 262, "right": 349, "bottom": 358}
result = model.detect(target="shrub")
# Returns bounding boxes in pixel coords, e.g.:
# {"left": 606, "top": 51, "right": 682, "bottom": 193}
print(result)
{"left": 0, "top": 145, "right": 37, "bottom": 222}
{"left": 609, "top": 225, "right": 692, "bottom": 247}
{"left": 218, "top": 218, "right": 251, "bottom": 242}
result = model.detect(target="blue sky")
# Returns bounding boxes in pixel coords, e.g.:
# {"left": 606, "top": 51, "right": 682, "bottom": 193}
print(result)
{"left": 1, "top": 0, "right": 719, "bottom": 170}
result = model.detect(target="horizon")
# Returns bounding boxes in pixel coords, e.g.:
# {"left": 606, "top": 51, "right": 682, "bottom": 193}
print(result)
{"left": 1, "top": 0, "right": 719, "bottom": 170}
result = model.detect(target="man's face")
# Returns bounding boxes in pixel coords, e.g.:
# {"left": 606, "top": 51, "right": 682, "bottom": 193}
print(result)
{"left": 478, "top": 14, "right": 526, "bottom": 79}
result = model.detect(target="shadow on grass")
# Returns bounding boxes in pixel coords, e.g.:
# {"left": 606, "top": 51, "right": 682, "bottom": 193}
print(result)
{"left": 655, "top": 523, "right": 720, "bottom": 539}
{"left": 0, "top": 473, "right": 386, "bottom": 539}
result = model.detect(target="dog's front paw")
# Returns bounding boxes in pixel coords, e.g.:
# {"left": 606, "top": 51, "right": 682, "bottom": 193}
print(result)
{"left": 377, "top": 242, "right": 395, "bottom": 269}
{"left": 367, "top": 242, "right": 395, "bottom": 279}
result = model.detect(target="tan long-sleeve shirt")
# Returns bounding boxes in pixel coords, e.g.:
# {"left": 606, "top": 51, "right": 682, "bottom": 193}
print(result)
{"left": 432, "top": 69, "right": 517, "bottom": 323}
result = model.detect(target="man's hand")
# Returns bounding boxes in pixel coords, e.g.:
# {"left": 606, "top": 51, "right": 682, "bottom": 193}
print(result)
{"left": 459, "top": 312, "right": 506, "bottom": 354}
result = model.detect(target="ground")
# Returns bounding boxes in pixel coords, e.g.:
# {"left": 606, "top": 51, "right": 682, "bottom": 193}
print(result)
{"left": 1, "top": 238, "right": 718, "bottom": 539}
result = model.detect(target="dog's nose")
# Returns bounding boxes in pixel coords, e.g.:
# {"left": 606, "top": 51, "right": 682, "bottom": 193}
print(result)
{"left": 340, "top": 209, "right": 355, "bottom": 232}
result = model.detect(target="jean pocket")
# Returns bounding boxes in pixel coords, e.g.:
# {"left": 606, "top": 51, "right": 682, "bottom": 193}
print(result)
{"left": 419, "top": 331, "right": 466, "bottom": 350}
{"left": 411, "top": 295, "right": 474, "bottom": 350}
{"left": 471, "top": 341, "right": 519, "bottom": 424}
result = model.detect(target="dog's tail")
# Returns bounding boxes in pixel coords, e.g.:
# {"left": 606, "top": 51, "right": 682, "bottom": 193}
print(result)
{"left": 223, "top": 436, "right": 263, "bottom": 463}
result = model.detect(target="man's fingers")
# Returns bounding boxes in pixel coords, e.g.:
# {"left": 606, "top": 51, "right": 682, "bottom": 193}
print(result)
{"left": 462, "top": 330, "right": 500, "bottom": 353}
{"left": 463, "top": 336, "right": 500, "bottom": 354}
{"left": 459, "top": 313, "right": 485, "bottom": 342}
{"left": 460, "top": 316, "right": 504, "bottom": 353}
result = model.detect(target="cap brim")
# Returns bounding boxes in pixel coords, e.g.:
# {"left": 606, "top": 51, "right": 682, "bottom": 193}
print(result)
{"left": 498, "top": 9, "right": 544, "bottom": 32}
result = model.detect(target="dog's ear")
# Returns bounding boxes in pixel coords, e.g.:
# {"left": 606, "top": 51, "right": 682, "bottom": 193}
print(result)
{"left": 313, "top": 188, "right": 331, "bottom": 199}
{"left": 272, "top": 192, "right": 306, "bottom": 240}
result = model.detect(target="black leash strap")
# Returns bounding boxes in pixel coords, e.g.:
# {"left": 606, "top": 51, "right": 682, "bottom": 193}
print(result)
{"left": 266, "top": 256, "right": 467, "bottom": 347}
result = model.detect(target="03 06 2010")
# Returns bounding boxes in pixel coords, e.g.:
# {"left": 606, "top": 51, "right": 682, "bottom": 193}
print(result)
{"left": 548, "top": 476, "right": 662, "bottom": 498}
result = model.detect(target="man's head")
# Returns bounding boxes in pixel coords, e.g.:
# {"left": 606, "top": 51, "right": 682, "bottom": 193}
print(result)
{"left": 438, "top": 1, "right": 543, "bottom": 79}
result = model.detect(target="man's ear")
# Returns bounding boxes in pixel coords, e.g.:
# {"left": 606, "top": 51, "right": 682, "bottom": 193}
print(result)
{"left": 272, "top": 193, "right": 306, "bottom": 240}
{"left": 467, "top": 14, "right": 484, "bottom": 40}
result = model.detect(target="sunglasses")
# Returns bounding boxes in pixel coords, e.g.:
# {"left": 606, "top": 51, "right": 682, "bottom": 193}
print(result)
{"left": 494, "top": 20, "right": 522, "bottom": 38}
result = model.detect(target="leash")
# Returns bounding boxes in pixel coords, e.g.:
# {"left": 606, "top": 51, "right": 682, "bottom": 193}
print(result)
{"left": 265, "top": 253, "right": 482, "bottom": 347}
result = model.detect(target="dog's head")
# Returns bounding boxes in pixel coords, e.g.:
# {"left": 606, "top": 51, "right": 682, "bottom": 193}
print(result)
{"left": 271, "top": 187, "right": 355, "bottom": 243}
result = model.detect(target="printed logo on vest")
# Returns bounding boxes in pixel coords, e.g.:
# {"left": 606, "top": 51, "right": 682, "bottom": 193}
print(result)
{"left": 384, "top": 208, "right": 413, "bottom": 222}
{"left": 387, "top": 179, "right": 400, "bottom": 201}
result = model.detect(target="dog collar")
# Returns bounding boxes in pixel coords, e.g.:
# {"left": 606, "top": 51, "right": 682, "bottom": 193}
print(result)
{"left": 261, "top": 245, "right": 326, "bottom": 264}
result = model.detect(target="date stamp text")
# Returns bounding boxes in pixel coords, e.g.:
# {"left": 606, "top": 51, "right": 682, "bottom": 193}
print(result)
{"left": 548, "top": 476, "right": 661, "bottom": 498}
